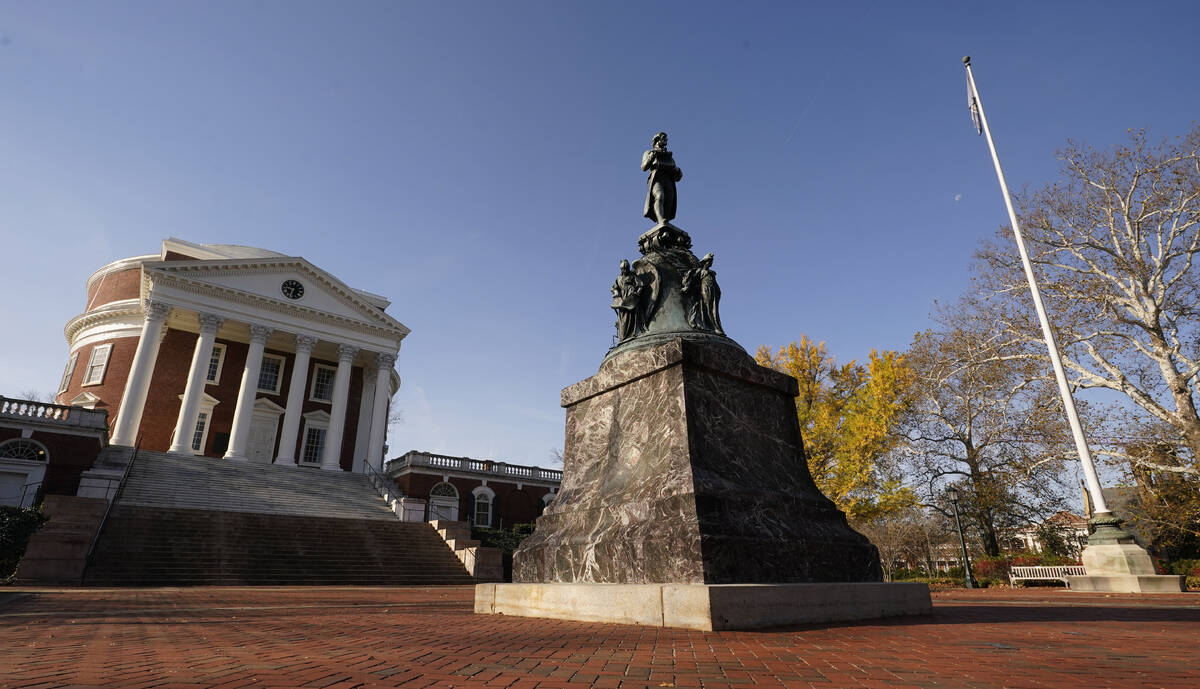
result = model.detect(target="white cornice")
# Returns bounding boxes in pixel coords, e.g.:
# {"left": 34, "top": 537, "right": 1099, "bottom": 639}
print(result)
{"left": 64, "top": 299, "right": 143, "bottom": 346}
{"left": 141, "top": 258, "right": 410, "bottom": 340}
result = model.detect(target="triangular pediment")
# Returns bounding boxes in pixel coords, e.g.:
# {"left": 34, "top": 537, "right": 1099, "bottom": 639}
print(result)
{"left": 141, "top": 257, "right": 409, "bottom": 337}
{"left": 253, "top": 398, "right": 286, "bottom": 415}
{"left": 69, "top": 392, "right": 102, "bottom": 409}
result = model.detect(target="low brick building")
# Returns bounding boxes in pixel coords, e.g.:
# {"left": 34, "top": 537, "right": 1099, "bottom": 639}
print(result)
{"left": 385, "top": 451, "right": 561, "bottom": 527}
{"left": 0, "top": 398, "right": 109, "bottom": 507}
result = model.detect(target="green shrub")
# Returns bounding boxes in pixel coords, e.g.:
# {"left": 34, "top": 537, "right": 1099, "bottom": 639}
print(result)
{"left": 471, "top": 524, "right": 535, "bottom": 582}
{"left": 1, "top": 505, "right": 46, "bottom": 581}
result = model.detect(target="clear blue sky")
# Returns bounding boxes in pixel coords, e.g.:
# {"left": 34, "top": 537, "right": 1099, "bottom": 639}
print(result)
{"left": 3, "top": 1, "right": 1198, "bottom": 467}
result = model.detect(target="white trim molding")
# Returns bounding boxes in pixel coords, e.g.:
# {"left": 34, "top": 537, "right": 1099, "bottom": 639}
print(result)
{"left": 205, "top": 343, "right": 228, "bottom": 384}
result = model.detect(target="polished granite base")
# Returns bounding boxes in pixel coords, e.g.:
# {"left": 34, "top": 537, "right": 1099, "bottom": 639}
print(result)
{"left": 475, "top": 582, "right": 932, "bottom": 631}
{"left": 513, "top": 337, "right": 882, "bottom": 584}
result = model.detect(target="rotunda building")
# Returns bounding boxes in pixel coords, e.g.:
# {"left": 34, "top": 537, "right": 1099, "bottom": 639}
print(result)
{"left": 55, "top": 238, "right": 407, "bottom": 471}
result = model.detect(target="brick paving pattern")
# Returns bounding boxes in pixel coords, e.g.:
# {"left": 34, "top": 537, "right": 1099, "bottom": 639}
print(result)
{"left": 2, "top": 586, "right": 1198, "bottom": 689}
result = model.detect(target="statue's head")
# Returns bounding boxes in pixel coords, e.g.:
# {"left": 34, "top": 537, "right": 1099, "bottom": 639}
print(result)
{"left": 620, "top": 259, "right": 631, "bottom": 271}
{"left": 701, "top": 252, "right": 714, "bottom": 267}
{"left": 652, "top": 131, "right": 668, "bottom": 148}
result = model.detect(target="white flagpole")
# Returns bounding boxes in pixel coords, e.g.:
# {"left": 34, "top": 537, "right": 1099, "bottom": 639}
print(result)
{"left": 962, "top": 56, "right": 1111, "bottom": 517}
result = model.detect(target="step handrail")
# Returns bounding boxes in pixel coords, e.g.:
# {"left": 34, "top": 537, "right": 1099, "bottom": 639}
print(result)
{"left": 361, "top": 460, "right": 391, "bottom": 499}
{"left": 81, "top": 438, "right": 142, "bottom": 583}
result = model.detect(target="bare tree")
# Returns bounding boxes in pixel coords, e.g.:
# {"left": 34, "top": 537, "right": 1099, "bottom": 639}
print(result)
{"left": 17, "top": 389, "right": 55, "bottom": 403}
{"left": 976, "top": 125, "right": 1200, "bottom": 476}
{"left": 900, "top": 302, "right": 1075, "bottom": 556}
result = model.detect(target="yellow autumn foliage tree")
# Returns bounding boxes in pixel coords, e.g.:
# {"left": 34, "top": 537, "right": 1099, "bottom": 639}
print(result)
{"left": 755, "top": 336, "right": 917, "bottom": 522}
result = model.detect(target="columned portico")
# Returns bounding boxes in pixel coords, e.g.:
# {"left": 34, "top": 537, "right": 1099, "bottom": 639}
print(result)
{"left": 367, "top": 352, "right": 396, "bottom": 472}
{"left": 275, "top": 333, "right": 317, "bottom": 466}
{"left": 69, "top": 241, "right": 410, "bottom": 462}
{"left": 321, "top": 344, "right": 358, "bottom": 470}
{"left": 111, "top": 299, "right": 172, "bottom": 446}
{"left": 169, "top": 313, "right": 224, "bottom": 454}
{"left": 224, "top": 324, "right": 274, "bottom": 461}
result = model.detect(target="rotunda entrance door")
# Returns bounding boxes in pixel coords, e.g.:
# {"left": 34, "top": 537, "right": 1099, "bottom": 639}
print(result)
{"left": 246, "top": 412, "right": 280, "bottom": 463}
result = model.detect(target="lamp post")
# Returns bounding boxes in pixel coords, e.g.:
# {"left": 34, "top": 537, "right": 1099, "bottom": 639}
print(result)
{"left": 946, "top": 487, "right": 977, "bottom": 589}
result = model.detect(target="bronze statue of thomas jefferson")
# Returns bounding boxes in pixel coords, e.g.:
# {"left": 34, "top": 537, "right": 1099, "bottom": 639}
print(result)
{"left": 642, "top": 131, "right": 682, "bottom": 225}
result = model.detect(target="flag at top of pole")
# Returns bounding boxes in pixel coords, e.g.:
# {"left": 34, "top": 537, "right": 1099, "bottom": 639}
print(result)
{"left": 965, "top": 66, "right": 983, "bottom": 135}
{"left": 960, "top": 55, "right": 1114, "bottom": 521}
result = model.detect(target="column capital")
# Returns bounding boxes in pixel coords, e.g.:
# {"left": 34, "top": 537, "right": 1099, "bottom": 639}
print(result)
{"left": 248, "top": 324, "right": 274, "bottom": 344}
{"left": 143, "top": 299, "right": 173, "bottom": 322}
{"left": 197, "top": 313, "right": 224, "bottom": 334}
{"left": 336, "top": 344, "right": 359, "bottom": 363}
{"left": 294, "top": 333, "right": 318, "bottom": 353}
{"left": 374, "top": 351, "right": 397, "bottom": 371}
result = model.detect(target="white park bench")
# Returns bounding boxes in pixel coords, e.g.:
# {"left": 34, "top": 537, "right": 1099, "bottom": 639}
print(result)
{"left": 1009, "top": 565, "right": 1087, "bottom": 586}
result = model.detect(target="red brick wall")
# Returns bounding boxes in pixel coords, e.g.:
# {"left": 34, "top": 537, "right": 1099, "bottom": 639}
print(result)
{"left": 54, "top": 337, "right": 137, "bottom": 427}
{"left": 137, "top": 329, "right": 198, "bottom": 451}
{"left": 85, "top": 268, "right": 141, "bottom": 309}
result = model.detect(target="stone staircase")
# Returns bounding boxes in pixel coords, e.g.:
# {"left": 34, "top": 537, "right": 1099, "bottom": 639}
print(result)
{"left": 115, "top": 450, "right": 398, "bottom": 519}
{"left": 82, "top": 449, "right": 476, "bottom": 586}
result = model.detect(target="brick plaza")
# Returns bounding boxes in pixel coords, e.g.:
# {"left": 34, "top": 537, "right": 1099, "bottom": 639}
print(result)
{"left": 2, "top": 586, "right": 1198, "bottom": 689}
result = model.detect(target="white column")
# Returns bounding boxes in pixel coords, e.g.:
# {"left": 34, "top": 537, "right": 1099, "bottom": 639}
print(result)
{"left": 274, "top": 333, "right": 317, "bottom": 466}
{"left": 321, "top": 344, "right": 358, "bottom": 471}
{"left": 224, "top": 324, "right": 273, "bottom": 461}
{"left": 366, "top": 351, "right": 397, "bottom": 472}
{"left": 169, "top": 313, "right": 224, "bottom": 454}
{"left": 111, "top": 299, "right": 172, "bottom": 446}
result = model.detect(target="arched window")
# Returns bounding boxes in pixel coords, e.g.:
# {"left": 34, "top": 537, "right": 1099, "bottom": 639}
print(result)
{"left": 0, "top": 439, "right": 49, "bottom": 462}
{"left": 472, "top": 485, "right": 496, "bottom": 527}
{"left": 428, "top": 482, "right": 460, "bottom": 521}
{"left": 474, "top": 493, "right": 491, "bottom": 527}
{"left": 430, "top": 482, "right": 458, "bottom": 498}
{"left": 0, "top": 439, "right": 49, "bottom": 508}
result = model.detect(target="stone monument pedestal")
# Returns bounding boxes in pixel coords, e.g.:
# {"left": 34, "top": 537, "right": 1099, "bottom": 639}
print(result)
{"left": 476, "top": 338, "right": 930, "bottom": 629}
{"left": 1065, "top": 541, "right": 1185, "bottom": 593}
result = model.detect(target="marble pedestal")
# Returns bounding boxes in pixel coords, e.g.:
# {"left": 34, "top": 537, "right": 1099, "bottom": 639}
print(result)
{"left": 477, "top": 338, "right": 929, "bottom": 629}
{"left": 1065, "top": 543, "right": 1186, "bottom": 593}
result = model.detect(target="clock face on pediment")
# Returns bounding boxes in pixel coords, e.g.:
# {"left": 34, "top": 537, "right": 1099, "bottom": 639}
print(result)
{"left": 280, "top": 279, "right": 305, "bottom": 300}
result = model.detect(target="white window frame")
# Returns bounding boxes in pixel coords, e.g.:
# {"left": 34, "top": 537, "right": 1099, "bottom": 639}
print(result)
{"left": 299, "top": 410, "right": 330, "bottom": 465}
{"left": 472, "top": 485, "right": 496, "bottom": 527}
{"left": 256, "top": 353, "right": 286, "bottom": 394}
{"left": 205, "top": 343, "right": 227, "bottom": 384}
{"left": 81, "top": 344, "right": 113, "bottom": 387}
{"left": 191, "top": 410, "right": 212, "bottom": 454}
{"left": 309, "top": 363, "right": 338, "bottom": 403}
{"left": 58, "top": 352, "right": 79, "bottom": 394}
{"left": 176, "top": 393, "right": 219, "bottom": 456}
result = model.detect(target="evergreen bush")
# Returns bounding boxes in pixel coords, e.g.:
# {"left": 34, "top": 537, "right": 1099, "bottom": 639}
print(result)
{"left": 1, "top": 505, "right": 46, "bottom": 581}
